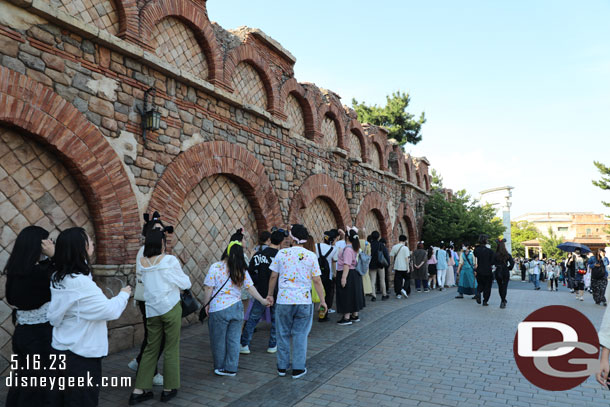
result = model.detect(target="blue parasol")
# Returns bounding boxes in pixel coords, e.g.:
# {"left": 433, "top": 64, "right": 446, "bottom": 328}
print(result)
{"left": 556, "top": 242, "right": 591, "bottom": 254}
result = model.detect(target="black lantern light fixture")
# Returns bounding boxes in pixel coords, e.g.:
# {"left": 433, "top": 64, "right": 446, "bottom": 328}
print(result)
{"left": 140, "top": 87, "right": 161, "bottom": 144}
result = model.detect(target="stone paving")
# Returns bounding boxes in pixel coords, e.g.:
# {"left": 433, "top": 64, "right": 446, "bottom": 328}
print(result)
{"left": 2, "top": 282, "right": 610, "bottom": 406}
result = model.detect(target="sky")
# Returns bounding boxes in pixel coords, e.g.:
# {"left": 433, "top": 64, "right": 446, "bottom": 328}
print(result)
{"left": 207, "top": 0, "right": 610, "bottom": 218}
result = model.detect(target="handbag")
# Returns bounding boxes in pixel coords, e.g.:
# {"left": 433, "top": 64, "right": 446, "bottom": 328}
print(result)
{"left": 577, "top": 268, "right": 587, "bottom": 275}
{"left": 133, "top": 275, "right": 145, "bottom": 302}
{"left": 377, "top": 244, "right": 389, "bottom": 268}
{"left": 198, "top": 277, "right": 231, "bottom": 323}
{"left": 180, "top": 289, "right": 200, "bottom": 317}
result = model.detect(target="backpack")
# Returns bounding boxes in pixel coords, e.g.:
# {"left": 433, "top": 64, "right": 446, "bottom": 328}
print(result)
{"left": 317, "top": 244, "right": 334, "bottom": 279}
{"left": 377, "top": 243, "right": 389, "bottom": 268}
{"left": 356, "top": 250, "right": 372, "bottom": 276}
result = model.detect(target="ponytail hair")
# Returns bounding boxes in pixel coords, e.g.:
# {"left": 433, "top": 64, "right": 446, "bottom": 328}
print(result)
{"left": 347, "top": 229, "right": 361, "bottom": 252}
{"left": 225, "top": 242, "right": 247, "bottom": 286}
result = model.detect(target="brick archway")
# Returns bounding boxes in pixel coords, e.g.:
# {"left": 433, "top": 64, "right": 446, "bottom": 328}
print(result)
{"left": 288, "top": 174, "right": 351, "bottom": 230}
{"left": 139, "top": 0, "right": 223, "bottom": 85}
{"left": 224, "top": 43, "right": 280, "bottom": 116}
{"left": 318, "top": 102, "right": 346, "bottom": 149}
{"left": 394, "top": 203, "right": 418, "bottom": 249}
{"left": 0, "top": 67, "right": 140, "bottom": 264}
{"left": 147, "top": 140, "right": 282, "bottom": 246}
{"left": 348, "top": 119, "right": 368, "bottom": 163}
{"left": 355, "top": 192, "right": 392, "bottom": 240}
{"left": 280, "top": 78, "right": 318, "bottom": 140}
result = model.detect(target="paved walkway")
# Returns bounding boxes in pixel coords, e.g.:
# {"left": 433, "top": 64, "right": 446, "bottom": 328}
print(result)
{"left": 2, "top": 283, "right": 610, "bottom": 406}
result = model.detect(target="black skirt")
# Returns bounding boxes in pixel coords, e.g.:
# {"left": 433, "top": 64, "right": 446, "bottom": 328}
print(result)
{"left": 428, "top": 264, "right": 437, "bottom": 276}
{"left": 335, "top": 269, "right": 366, "bottom": 314}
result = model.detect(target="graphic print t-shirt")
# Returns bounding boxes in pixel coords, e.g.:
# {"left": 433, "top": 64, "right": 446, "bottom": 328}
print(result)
{"left": 204, "top": 261, "right": 253, "bottom": 312}
{"left": 269, "top": 247, "right": 321, "bottom": 305}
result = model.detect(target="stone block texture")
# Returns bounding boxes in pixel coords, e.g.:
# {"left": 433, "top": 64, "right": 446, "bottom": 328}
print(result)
{"left": 231, "top": 62, "right": 267, "bottom": 109}
{"left": 152, "top": 17, "right": 208, "bottom": 79}
{"left": 0, "top": 0, "right": 431, "bottom": 369}
{"left": 321, "top": 115, "right": 339, "bottom": 149}
{"left": 44, "top": 0, "right": 120, "bottom": 36}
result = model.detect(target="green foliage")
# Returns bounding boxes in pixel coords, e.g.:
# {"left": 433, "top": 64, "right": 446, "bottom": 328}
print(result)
{"left": 430, "top": 168, "right": 443, "bottom": 189}
{"left": 511, "top": 221, "right": 541, "bottom": 258}
{"left": 540, "top": 227, "right": 564, "bottom": 260}
{"left": 422, "top": 190, "right": 505, "bottom": 248}
{"left": 352, "top": 91, "right": 426, "bottom": 145}
{"left": 593, "top": 161, "right": 610, "bottom": 208}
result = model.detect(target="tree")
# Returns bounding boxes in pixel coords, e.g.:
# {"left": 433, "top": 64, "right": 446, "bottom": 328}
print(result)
{"left": 422, "top": 190, "right": 505, "bottom": 248}
{"left": 540, "top": 227, "right": 564, "bottom": 260}
{"left": 352, "top": 91, "right": 426, "bottom": 145}
{"left": 593, "top": 161, "right": 610, "bottom": 208}
{"left": 511, "top": 221, "right": 541, "bottom": 258}
{"left": 430, "top": 168, "right": 443, "bottom": 189}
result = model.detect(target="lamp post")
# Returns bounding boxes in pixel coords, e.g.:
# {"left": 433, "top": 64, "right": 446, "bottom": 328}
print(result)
{"left": 140, "top": 87, "right": 161, "bottom": 145}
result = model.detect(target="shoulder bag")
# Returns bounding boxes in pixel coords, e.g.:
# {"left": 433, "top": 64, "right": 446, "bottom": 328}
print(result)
{"left": 180, "top": 289, "right": 200, "bottom": 317}
{"left": 198, "top": 277, "right": 231, "bottom": 323}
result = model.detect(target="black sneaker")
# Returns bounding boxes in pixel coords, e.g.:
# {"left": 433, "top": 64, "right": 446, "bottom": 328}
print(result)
{"left": 371, "top": 296, "right": 377, "bottom": 302}
{"left": 277, "top": 368, "right": 287, "bottom": 377}
{"left": 482, "top": 302, "right": 488, "bottom": 306}
{"left": 337, "top": 318, "right": 352, "bottom": 326}
{"left": 129, "top": 391, "right": 154, "bottom": 405}
{"left": 350, "top": 315, "right": 360, "bottom": 322}
{"left": 292, "top": 368, "right": 307, "bottom": 379}
{"left": 381, "top": 295, "right": 389, "bottom": 301}
{"left": 476, "top": 297, "right": 481, "bottom": 304}
{"left": 160, "top": 389, "right": 178, "bottom": 403}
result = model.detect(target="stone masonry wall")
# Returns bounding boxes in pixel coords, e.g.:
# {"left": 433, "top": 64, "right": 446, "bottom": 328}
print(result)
{"left": 0, "top": 0, "right": 431, "bottom": 373}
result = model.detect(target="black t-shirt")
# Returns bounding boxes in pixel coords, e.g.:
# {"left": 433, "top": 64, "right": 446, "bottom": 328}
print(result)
{"left": 493, "top": 252, "right": 515, "bottom": 274}
{"left": 248, "top": 247, "right": 278, "bottom": 298}
{"left": 473, "top": 245, "right": 494, "bottom": 275}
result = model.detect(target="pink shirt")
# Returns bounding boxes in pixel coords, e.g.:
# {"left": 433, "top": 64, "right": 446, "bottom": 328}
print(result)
{"left": 337, "top": 245, "right": 357, "bottom": 270}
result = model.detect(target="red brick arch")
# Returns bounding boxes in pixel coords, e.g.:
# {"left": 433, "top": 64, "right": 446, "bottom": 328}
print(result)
{"left": 393, "top": 203, "right": 418, "bottom": 249}
{"left": 280, "top": 78, "right": 317, "bottom": 140}
{"left": 368, "top": 131, "right": 388, "bottom": 171}
{"left": 139, "top": 0, "right": 223, "bottom": 84}
{"left": 0, "top": 67, "right": 140, "bottom": 264}
{"left": 288, "top": 174, "right": 351, "bottom": 229}
{"left": 224, "top": 43, "right": 280, "bottom": 115}
{"left": 318, "top": 102, "right": 346, "bottom": 149}
{"left": 348, "top": 119, "right": 368, "bottom": 163}
{"left": 355, "top": 192, "right": 392, "bottom": 240}
{"left": 115, "top": 0, "right": 139, "bottom": 42}
{"left": 147, "top": 141, "right": 282, "bottom": 247}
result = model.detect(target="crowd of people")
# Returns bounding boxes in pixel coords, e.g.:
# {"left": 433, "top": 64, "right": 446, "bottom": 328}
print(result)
{"left": 5, "top": 212, "right": 610, "bottom": 406}
{"left": 514, "top": 248, "right": 610, "bottom": 305}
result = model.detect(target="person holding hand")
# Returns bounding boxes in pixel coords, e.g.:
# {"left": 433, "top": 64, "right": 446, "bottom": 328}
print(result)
{"left": 203, "top": 240, "right": 269, "bottom": 378}
{"left": 266, "top": 224, "right": 325, "bottom": 379}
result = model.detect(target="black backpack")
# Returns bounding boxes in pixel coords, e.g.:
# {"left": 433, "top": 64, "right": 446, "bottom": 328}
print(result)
{"left": 317, "top": 244, "right": 334, "bottom": 279}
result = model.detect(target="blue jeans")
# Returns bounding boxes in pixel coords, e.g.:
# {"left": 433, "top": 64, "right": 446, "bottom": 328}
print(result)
{"left": 532, "top": 274, "right": 540, "bottom": 288}
{"left": 275, "top": 304, "right": 313, "bottom": 371}
{"left": 415, "top": 279, "right": 429, "bottom": 290}
{"left": 208, "top": 301, "right": 243, "bottom": 372}
{"left": 240, "top": 301, "right": 276, "bottom": 348}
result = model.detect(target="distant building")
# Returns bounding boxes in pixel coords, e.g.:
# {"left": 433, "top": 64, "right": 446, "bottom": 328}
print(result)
{"left": 514, "top": 212, "right": 610, "bottom": 254}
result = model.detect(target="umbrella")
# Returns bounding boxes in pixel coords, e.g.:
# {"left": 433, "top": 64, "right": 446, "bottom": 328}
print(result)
{"left": 556, "top": 242, "right": 591, "bottom": 254}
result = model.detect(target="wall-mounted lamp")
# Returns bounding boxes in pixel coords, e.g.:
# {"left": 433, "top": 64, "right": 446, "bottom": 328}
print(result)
{"left": 140, "top": 87, "right": 161, "bottom": 145}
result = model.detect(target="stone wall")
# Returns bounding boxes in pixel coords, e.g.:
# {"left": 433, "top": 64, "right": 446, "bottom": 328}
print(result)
{"left": 0, "top": 0, "right": 431, "bottom": 373}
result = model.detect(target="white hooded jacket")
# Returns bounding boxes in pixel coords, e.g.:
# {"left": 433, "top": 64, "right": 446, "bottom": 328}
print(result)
{"left": 48, "top": 273, "right": 129, "bottom": 358}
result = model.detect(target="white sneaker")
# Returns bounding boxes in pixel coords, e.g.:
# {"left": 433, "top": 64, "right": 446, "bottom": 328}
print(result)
{"left": 327, "top": 308, "right": 336, "bottom": 314}
{"left": 240, "top": 345, "right": 251, "bottom": 354}
{"left": 267, "top": 346, "right": 277, "bottom": 354}
{"left": 400, "top": 289, "right": 408, "bottom": 297}
{"left": 580, "top": 297, "right": 584, "bottom": 301}
{"left": 153, "top": 373, "right": 163, "bottom": 386}
{"left": 396, "top": 295, "right": 402, "bottom": 299}
{"left": 127, "top": 358, "right": 138, "bottom": 372}
{"left": 214, "top": 369, "right": 236, "bottom": 377}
